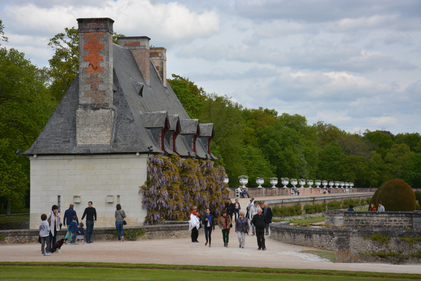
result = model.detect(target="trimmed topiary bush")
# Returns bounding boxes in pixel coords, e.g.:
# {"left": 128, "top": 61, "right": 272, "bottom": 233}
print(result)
{"left": 415, "top": 191, "right": 421, "bottom": 205}
{"left": 375, "top": 179, "right": 416, "bottom": 211}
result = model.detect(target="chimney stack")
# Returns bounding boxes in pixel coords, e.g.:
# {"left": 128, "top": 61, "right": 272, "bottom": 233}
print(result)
{"left": 118, "top": 36, "right": 151, "bottom": 86}
{"left": 76, "top": 18, "right": 115, "bottom": 146}
{"left": 150, "top": 47, "right": 167, "bottom": 87}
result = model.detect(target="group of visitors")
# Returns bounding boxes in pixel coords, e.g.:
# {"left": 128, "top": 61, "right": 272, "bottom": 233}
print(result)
{"left": 39, "top": 201, "right": 126, "bottom": 256}
{"left": 188, "top": 197, "right": 273, "bottom": 250}
{"left": 370, "top": 201, "right": 385, "bottom": 212}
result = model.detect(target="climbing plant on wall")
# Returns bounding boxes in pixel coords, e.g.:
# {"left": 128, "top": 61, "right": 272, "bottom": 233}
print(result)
{"left": 140, "top": 155, "right": 229, "bottom": 224}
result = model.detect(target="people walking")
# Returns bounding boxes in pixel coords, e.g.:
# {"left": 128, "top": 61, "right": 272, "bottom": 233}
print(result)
{"left": 202, "top": 208, "right": 215, "bottom": 247}
{"left": 262, "top": 203, "right": 272, "bottom": 235}
{"left": 252, "top": 208, "right": 267, "bottom": 250}
{"left": 81, "top": 201, "right": 97, "bottom": 243}
{"left": 63, "top": 204, "right": 78, "bottom": 242}
{"left": 235, "top": 211, "right": 249, "bottom": 248}
{"left": 48, "top": 205, "right": 61, "bottom": 252}
{"left": 68, "top": 216, "right": 78, "bottom": 244}
{"left": 248, "top": 201, "right": 260, "bottom": 236}
{"left": 115, "top": 204, "right": 126, "bottom": 242}
{"left": 233, "top": 199, "right": 241, "bottom": 221}
{"left": 218, "top": 211, "right": 232, "bottom": 247}
{"left": 39, "top": 214, "right": 50, "bottom": 256}
{"left": 189, "top": 206, "right": 200, "bottom": 243}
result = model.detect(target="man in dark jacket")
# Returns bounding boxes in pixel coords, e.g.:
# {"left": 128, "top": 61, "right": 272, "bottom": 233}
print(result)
{"left": 63, "top": 204, "right": 78, "bottom": 242}
{"left": 262, "top": 203, "right": 273, "bottom": 235}
{"left": 81, "top": 201, "right": 97, "bottom": 243}
{"left": 251, "top": 208, "right": 267, "bottom": 250}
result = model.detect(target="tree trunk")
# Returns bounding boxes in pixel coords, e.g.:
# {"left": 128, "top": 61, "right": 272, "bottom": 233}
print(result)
{"left": 6, "top": 200, "right": 11, "bottom": 216}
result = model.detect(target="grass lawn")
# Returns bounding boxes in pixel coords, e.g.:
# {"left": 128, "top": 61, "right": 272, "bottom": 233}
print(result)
{"left": 0, "top": 263, "right": 420, "bottom": 281}
{"left": 0, "top": 214, "right": 29, "bottom": 223}
{"left": 300, "top": 250, "right": 337, "bottom": 263}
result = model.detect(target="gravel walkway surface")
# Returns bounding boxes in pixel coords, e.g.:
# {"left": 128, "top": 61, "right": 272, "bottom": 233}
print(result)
{"left": 1, "top": 229, "right": 420, "bottom": 274}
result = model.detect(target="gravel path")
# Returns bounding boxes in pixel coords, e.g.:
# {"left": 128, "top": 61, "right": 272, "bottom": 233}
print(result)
{"left": 1, "top": 229, "right": 420, "bottom": 274}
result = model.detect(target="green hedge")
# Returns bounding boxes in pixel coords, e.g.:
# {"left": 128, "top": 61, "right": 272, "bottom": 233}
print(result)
{"left": 327, "top": 201, "right": 342, "bottom": 210}
{"left": 304, "top": 203, "right": 326, "bottom": 214}
{"left": 342, "top": 198, "right": 361, "bottom": 208}
{"left": 272, "top": 204, "right": 302, "bottom": 217}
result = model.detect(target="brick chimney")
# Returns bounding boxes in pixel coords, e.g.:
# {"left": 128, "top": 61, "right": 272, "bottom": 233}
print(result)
{"left": 76, "top": 18, "right": 115, "bottom": 146}
{"left": 150, "top": 47, "right": 167, "bottom": 87}
{"left": 118, "top": 36, "right": 151, "bottom": 86}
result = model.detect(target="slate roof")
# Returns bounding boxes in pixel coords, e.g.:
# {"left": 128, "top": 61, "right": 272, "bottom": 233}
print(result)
{"left": 24, "top": 42, "right": 212, "bottom": 158}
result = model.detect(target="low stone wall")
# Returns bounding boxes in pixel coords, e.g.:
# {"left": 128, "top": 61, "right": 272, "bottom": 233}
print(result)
{"left": 325, "top": 210, "right": 421, "bottom": 230}
{"left": 271, "top": 222, "right": 421, "bottom": 264}
{"left": 0, "top": 221, "right": 29, "bottom": 230}
{"left": 0, "top": 222, "right": 189, "bottom": 244}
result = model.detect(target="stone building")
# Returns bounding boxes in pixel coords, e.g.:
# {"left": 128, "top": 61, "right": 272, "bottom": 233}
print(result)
{"left": 23, "top": 18, "right": 215, "bottom": 229}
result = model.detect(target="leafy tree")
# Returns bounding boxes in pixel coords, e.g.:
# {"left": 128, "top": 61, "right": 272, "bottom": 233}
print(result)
{"left": 241, "top": 145, "right": 275, "bottom": 187}
{"left": 242, "top": 107, "right": 277, "bottom": 147}
{"left": 341, "top": 154, "right": 369, "bottom": 187}
{"left": 367, "top": 151, "right": 388, "bottom": 187}
{"left": 0, "top": 47, "right": 57, "bottom": 214}
{"left": 384, "top": 143, "right": 413, "bottom": 178}
{"left": 402, "top": 153, "right": 421, "bottom": 189}
{"left": 200, "top": 94, "right": 246, "bottom": 182}
{"left": 48, "top": 27, "right": 124, "bottom": 102}
{"left": 363, "top": 130, "right": 394, "bottom": 158}
{"left": 394, "top": 133, "right": 421, "bottom": 152}
{"left": 0, "top": 20, "right": 8, "bottom": 45}
{"left": 313, "top": 121, "right": 346, "bottom": 148}
{"left": 47, "top": 27, "right": 79, "bottom": 101}
{"left": 259, "top": 114, "right": 317, "bottom": 179}
{"left": 317, "top": 140, "right": 344, "bottom": 181}
{"left": 167, "top": 74, "right": 205, "bottom": 119}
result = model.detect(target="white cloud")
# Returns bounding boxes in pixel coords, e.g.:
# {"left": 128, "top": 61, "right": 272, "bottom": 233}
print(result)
{"left": 0, "top": 0, "right": 420, "bottom": 135}
{"left": 327, "top": 15, "right": 397, "bottom": 32}
{"left": 2, "top": 0, "right": 220, "bottom": 43}
{"left": 369, "top": 116, "right": 398, "bottom": 126}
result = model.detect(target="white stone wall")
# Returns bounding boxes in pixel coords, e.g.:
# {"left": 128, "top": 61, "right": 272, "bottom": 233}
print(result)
{"left": 29, "top": 154, "right": 148, "bottom": 229}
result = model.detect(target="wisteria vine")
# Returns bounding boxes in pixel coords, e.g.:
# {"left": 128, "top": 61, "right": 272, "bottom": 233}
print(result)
{"left": 140, "top": 154, "right": 229, "bottom": 224}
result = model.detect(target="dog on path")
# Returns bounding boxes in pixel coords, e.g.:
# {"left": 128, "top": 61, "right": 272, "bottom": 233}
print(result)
{"left": 50, "top": 239, "right": 65, "bottom": 253}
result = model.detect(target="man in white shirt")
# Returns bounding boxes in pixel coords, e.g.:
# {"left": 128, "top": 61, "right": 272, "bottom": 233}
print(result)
{"left": 378, "top": 201, "right": 385, "bottom": 212}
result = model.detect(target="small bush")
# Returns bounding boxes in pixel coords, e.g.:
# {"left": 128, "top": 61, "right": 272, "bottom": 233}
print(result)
{"left": 327, "top": 201, "right": 342, "bottom": 210}
{"left": 304, "top": 203, "right": 325, "bottom": 214}
{"left": 272, "top": 204, "right": 302, "bottom": 217}
{"left": 114, "top": 228, "right": 145, "bottom": 241}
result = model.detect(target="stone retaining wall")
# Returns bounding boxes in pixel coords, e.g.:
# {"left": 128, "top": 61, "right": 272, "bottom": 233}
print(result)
{"left": 0, "top": 223, "right": 189, "bottom": 244}
{"left": 271, "top": 222, "right": 421, "bottom": 264}
{"left": 325, "top": 210, "right": 421, "bottom": 229}
{"left": 0, "top": 221, "right": 29, "bottom": 230}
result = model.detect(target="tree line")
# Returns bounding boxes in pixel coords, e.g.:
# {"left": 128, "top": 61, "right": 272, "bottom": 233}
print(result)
{"left": 1, "top": 23, "right": 420, "bottom": 213}
{"left": 168, "top": 75, "right": 421, "bottom": 189}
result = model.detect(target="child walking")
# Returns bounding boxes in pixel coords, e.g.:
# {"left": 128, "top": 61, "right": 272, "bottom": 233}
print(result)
{"left": 77, "top": 222, "right": 85, "bottom": 244}
{"left": 68, "top": 216, "right": 78, "bottom": 245}
{"left": 39, "top": 214, "right": 50, "bottom": 256}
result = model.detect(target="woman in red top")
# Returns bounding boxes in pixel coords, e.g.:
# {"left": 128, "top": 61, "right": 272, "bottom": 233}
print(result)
{"left": 369, "top": 203, "right": 376, "bottom": 211}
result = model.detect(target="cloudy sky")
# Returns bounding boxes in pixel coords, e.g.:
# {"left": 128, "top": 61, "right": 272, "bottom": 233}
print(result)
{"left": 1, "top": 0, "right": 420, "bottom": 135}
